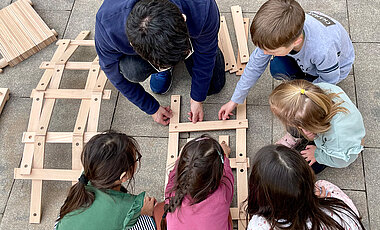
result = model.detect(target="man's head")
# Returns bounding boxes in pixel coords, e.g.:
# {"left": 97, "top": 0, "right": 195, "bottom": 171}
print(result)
{"left": 250, "top": 0, "right": 305, "bottom": 56}
{"left": 126, "top": 0, "right": 191, "bottom": 70}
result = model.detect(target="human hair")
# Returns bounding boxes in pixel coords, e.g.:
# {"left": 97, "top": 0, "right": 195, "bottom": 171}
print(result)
{"left": 250, "top": 0, "right": 305, "bottom": 50}
{"left": 161, "top": 134, "right": 225, "bottom": 230}
{"left": 58, "top": 130, "right": 141, "bottom": 221}
{"left": 269, "top": 79, "right": 348, "bottom": 137}
{"left": 246, "top": 144, "right": 365, "bottom": 229}
{"left": 126, "top": 0, "right": 191, "bottom": 69}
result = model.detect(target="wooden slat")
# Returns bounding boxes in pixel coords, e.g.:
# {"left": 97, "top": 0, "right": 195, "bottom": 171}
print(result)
{"left": 87, "top": 92, "right": 103, "bottom": 131}
{"left": 236, "top": 18, "right": 249, "bottom": 76}
{"left": 40, "top": 61, "right": 93, "bottom": 70}
{"left": 229, "top": 158, "right": 249, "bottom": 168}
{"left": 231, "top": 6, "right": 249, "bottom": 63}
{"left": 31, "top": 89, "right": 111, "bottom": 100}
{"left": 15, "top": 168, "right": 81, "bottom": 181}
{"left": 218, "top": 16, "right": 238, "bottom": 72}
{"left": 169, "top": 119, "right": 248, "bottom": 133}
{"left": 0, "top": 88, "right": 10, "bottom": 114}
{"left": 56, "top": 40, "right": 95, "bottom": 46}
{"left": 165, "top": 95, "right": 181, "bottom": 187}
{"left": 22, "top": 131, "right": 99, "bottom": 143}
{"left": 56, "top": 31, "right": 91, "bottom": 64}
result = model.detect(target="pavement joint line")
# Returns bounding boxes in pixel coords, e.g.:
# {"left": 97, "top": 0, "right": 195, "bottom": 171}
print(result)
{"left": 61, "top": 0, "right": 76, "bottom": 39}
{"left": 360, "top": 152, "right": 371, "bottom": 228}
{"left": 108, "top": 91, "right": 120, "bottom": 130}
{"left": 345, "top": 0, "right": 352, "bottom": 39}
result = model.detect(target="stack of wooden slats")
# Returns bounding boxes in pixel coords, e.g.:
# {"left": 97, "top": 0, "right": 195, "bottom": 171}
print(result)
{"left": 0, "top": 0, "right": 57, "bottom": 73}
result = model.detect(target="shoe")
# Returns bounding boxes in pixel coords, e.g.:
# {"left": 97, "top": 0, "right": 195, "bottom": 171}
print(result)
{"left": 150, "top": 69, "right": 173, "bottom": 95}
{"left": 276, "top": 132, "right": 302, "bottom": 148}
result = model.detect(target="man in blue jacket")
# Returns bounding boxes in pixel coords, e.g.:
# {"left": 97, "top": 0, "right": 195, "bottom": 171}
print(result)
{"left": 95, "top": 0, "right": 225, "bottom": 125}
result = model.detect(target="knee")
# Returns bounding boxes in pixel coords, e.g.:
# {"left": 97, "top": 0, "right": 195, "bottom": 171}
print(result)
{"left": 119, "top": 56, "right": 153, "bottom": 83}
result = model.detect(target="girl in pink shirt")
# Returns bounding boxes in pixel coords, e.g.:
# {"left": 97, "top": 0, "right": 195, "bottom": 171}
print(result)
{"left": 161, "top": 135, "right": 234, "bottom": 230}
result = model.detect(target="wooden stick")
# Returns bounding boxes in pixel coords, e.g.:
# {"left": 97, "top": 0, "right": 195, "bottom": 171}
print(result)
{"left": 0, "top": 88, "right": 10, "bottom": 114}
{"left": 56, "top": 40, "right": 95, "bottom": 46}
{"left": 22, "top": 131, "right": 99, "bottom": 143}
{"left": 14, "top": 168, "right": 81, "bottom": 181}
{"left": 218, "top": 16, "right": 238, "bottom": 72}
{"left": 40, "top": 61, "right": 93, "bottom": 70}
{"left": 169, "top": 119, "right": 248, "bottom": 133}
{"left": 236, "top": 18, "right": 249, "bottom": 76}
{"left": 231, "top": 6, "right": 249, "bottom": 63}
{"left": 31, "top": 89, "right": 111, "bottom": 100}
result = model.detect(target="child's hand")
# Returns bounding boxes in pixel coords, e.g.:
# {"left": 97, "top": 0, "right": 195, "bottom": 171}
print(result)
{"left": 220, "top": 141, "right": 231, "bottom": 157}
{"left": 301, "top": 145, "right": 317, "bottom": 166}
{"left": 218, "top": 101, "right": 237, "bottom": 120}
{"left": 314, "top": 186, "right": 331, "bottom": 198}
{"left": 141, "top": 196, "right": 157, "bottom": 216}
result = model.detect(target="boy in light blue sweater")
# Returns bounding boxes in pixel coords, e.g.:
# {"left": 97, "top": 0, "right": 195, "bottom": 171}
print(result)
{"left": 219, "top": 0, "right": 354, "bottom": 120}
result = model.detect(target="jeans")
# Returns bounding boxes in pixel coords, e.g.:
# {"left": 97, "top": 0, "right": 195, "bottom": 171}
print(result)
{"left": 270, "top": 56, "right": 318, "bottom": 82}
{"left": 118, "top": 47, "right": 226, "bottom": 95}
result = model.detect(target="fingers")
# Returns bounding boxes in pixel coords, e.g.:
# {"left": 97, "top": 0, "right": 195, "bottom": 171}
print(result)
{"left": 308, "top": 159, "right": 316, "bottom": 166}
{"left": 192, "top": 112, "right": 199, "bottom": 124}
{"left": 187, "top": 112, "right": 192, "bottom": 122}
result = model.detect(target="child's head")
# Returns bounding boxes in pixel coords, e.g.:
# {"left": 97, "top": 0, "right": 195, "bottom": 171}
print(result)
{"left": 165, "top": 134, "right": 224, "bottom": 212}
{"left": 269, "top": 80, "right": 347, "bottom": 136}
{"left": 251, "top": 0, "right": 305, "bottom": 55}
{"left": 59, "top": 131, "right": 141, "bottom": 220}
{"left": 247, "top": 145, "right": 364, "bottom": 229}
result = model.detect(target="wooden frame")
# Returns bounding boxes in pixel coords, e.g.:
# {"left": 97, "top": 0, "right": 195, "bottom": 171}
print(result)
{"left": 13, "top": 31, "right": 110, "bottom": 223}
{"left": 0, "top": 0, "right": 58, "bottom": 72}
{"left": 0, "top": 88, "right": 9, "bottom": 114}
{"left": 165, "top": 96, "right": 249, "bottom": 229}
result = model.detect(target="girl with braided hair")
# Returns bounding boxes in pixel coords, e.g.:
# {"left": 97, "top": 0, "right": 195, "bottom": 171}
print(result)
{"left": 270, "top": 79, "right": 365, "bottom": 173}
{"left": 55, "top": 131, "right": 156, "bottom": 230}
{"left": 160, "top": 134, "right": 234, "bottom": 230}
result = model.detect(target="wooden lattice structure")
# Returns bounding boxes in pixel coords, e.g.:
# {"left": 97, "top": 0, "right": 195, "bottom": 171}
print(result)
{"left": 13, "top": 31, "right": 110, "bottom": 223}
{"left": 0, "top": 0, "right": 58, "bottom": 73}
{"left": 165, "top": 95, "right": 249, "bottom": 229}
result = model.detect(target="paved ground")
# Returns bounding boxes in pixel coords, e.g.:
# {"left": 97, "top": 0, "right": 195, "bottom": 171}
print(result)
{"left": 0, "top": 0, "right": 379, "bottom": 229}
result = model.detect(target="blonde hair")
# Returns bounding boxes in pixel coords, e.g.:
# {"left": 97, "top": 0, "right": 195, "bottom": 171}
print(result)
{"left": 269, "top": 80, "right": 348, "bottom": 136}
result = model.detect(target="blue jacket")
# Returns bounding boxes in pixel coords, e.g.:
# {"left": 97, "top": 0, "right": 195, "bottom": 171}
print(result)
{"left": 95, "top": 0, "right": 220, "bottom": 115}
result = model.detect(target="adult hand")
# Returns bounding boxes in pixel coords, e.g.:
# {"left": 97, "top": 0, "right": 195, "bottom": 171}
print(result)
{"left": 141, "top": 196, "right": 157, "bottom": 216}
{"left": 152, "top": 106, "right": 173, "bottom": 126}
{"left": 220, "top": 141, "right": 231, "bottom": 157}
{"left": 188, "top": 99, "right": 204, "bottom": 124}
{"left": 301, "top": 145, "right": 317, "bottom": 166}
{"left": 218, "top": 101, "right": 237, "bottom": 120}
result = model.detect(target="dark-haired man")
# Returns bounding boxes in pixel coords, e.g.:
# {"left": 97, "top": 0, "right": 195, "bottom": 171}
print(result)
{"left": 95, "top": 0, "right": 225, "bottom": 125}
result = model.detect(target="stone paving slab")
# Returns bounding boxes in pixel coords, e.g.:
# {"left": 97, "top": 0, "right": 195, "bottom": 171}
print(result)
{"left": 347, "top": 0, "right": 380, "bottom": 42}
{"left": 0, "top": 1, "right": 11, "bottom": 9}
{"left": 11, "top": 0, "right": 74, "bottom": 11}
{"left": 363, "top": 148, "right": 380, "bottom": 229}
{"left": 37, "top": 10, "right": 71, "bottom": 39}
{"left": 354, "top": 43, "right": 380, "bottom": 148}
{"left": 343, "top": 190, "right": 370, "bottom": 229}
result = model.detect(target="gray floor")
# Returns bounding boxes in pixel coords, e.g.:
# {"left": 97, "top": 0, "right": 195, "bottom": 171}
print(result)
{"left": 0, "top": 0, "right": 379, "bottom": 229}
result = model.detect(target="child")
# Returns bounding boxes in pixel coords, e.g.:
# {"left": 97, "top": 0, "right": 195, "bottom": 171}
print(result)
{"left": 246, "top": 144, "right": 365, "bottom": 229}
{"left": 219, "top": 0, "right": 354, "bottom": 120}
{"left": 55, "top": 131, "right": 157, "bottom": 230}
{"left": 269, "top": 79, "right": 365, "bottom": 172}
{"left": 161, "top": 135, "right": 233, "bottom": 229}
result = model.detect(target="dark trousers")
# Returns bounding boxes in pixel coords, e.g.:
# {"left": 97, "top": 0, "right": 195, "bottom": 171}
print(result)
{"left": 269, "top": 56, "right": 318, "bottom": 82}
{"left": 118, "top": 48, "right": 226, "bottom": 96}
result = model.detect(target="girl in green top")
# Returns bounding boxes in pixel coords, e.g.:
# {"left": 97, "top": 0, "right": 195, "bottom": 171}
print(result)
{"left": 55, "top": 131, "right": 157, "bottom": 230}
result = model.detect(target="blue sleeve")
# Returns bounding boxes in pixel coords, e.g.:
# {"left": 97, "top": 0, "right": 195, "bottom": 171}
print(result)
{"left": 189, "top": 2, "right": 219, "bottom": 102}
{"left": 313, "top": 45, "right": 341, "bottom": 84}
{"left": 95, "top": 20, "right": 160, "bottom": 115}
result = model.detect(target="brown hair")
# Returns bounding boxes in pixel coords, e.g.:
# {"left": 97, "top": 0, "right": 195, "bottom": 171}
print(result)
{"left": 161, "top": 134, "right": 227, "bottom": 230}
{"left": 58, "top": 130, "right": 141, "bottom": 221}
{"left": 246, "top": 145, "right": 364, "bottom": 229}
{"left": 269, "top": 80, "right": 348, "bottom": 137}
{"left": 251, "top": 0, "right": 305, "bottom": 50}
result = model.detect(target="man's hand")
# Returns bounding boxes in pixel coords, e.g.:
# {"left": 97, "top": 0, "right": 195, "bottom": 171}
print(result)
{"left": 140, "top": 196, "right": 157, "bottom": 216}
{"left": 218, "top": 101, "right": 237, "bottom": 120}
{"left": 301, "top": 145, "right": 317, "bottom": 166}
{"left": 188, "top": 99, "right": 204, "bottom": 124}
{"left": 152, "top": 106, "right": 173, "bottom": 126}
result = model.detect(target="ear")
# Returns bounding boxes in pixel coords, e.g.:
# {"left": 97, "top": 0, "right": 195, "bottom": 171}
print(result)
{"left": 293, "top": 34, "right": 304, "bottom": 47}
{"left": 182, "top": 14, "right": 187, "bottom": 22}
{"left": 119, "top": 171, "right": 133, "bottom": 183}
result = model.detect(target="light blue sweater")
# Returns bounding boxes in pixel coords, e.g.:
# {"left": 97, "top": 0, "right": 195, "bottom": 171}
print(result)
{"left": 313, "top": 83, "right": 365, "bottom": 168}
{"left": 231, "top": 12, "right": 354, "bottom": 104}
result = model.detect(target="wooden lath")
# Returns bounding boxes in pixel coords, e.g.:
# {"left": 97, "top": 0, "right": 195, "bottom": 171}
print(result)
{"left": 0, "top": 0, "right": 58, "bottom": 72}
{"left": 14, "top": 31, "right": 111, "bottom": 223}
{"left": 165, "top": 95, "right": 249, "bottom": 229}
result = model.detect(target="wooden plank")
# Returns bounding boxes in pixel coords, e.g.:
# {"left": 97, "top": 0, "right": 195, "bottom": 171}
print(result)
{"left": 87, "top": 92, "right": 103, "bottom": 132}
{"left": 236, "top": 18, "right": 249, "bottom": 76}
{"left": 56, "top": 40, "right": 95, "bottom": 46}
{"left": 229, "top": 158, "right": 249, "bottom": 168}
{"left": 0, "top": 14, "right": 23, "bottom": 63}
{"left": 0, "top": 88, "right": 10, "bottom": 114}
{"left": 231, "top": 6, "right": 249, "bottom": 63}
{"left": 40, "top": 61, "right": 93, "bottom": 70}
{"left": 31, "top": 89, "right": 111, "bottom": 100}
{"left": 169, "top": 119, "right": 248, "bottom": 133}
{"left": 15, "top": 168, "right": 81, "bottom": 181}
{"left": 56, "top": 32, "right": 91, "bottom": 64}
{"left": 218, "top": 16, "right": 237, "bottom": 72}
{"left": 165, "top": 95, "right": 181, "bottom": 187}
{"left": 22, "top": 131, "right": 99, "bottom": 143}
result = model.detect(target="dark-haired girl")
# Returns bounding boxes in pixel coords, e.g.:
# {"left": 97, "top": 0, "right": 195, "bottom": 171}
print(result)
{"left": 161, "top": 135, "right": 234, "bottom": 230}
{"left": 55, "top": 131, "right": 156, "bottom": 230}
{"left": 246, "top": 145, "right": 365, "bottom": 230}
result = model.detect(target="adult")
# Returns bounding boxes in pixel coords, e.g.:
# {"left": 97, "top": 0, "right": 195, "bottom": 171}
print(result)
{"left": 95, "top": 0, "right": 225, "bottom": 125}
